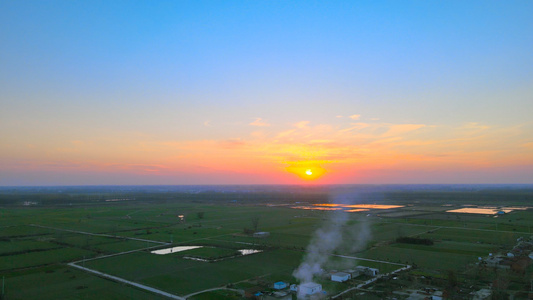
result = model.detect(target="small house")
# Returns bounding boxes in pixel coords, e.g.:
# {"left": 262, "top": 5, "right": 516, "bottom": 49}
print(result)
{"left": 344, "top": 269, "right": 361, "bottom": 278}
{"left": 299, "top": 282, "right": 322, "bottom": 295}
{"left": 366, "top": 267, "right": 379, "bottom": 276}
{"left": 331, "top": 272, "right": 350, "bottom": 282}
{"left": 274, "top": 281, "right": 287, "bottom": 290}
{"left": 290, "top": 284, "right": 298, "bottom": 292}
{"left": 355, "top": 266, "right": 379, "bottom": 277}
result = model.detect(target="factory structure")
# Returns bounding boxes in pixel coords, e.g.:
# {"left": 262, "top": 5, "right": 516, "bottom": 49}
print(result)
{"left": 330, "top": 266, "right": 379, "bottom": 282}
{"left": 245, "top": 266, "right": 381, "bottom": 299}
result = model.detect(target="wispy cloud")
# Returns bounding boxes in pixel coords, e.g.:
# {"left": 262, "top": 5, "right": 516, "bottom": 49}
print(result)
{"left": 249, "top": 118, "right": 270, "bottom": 127}
{"left": 382, "top": 124, "right": 426, "bottom": 137}
{"left": 219, "top": 138, "right": 246, "bottom": 149}
{"left": 294, "top": 121, "right": 310, "bottom": 128}
{"left": 349, "top": 114, "right": 361, "bottom": 120}
{"left": 461, "top": 122, "right": 490, "bottom": 130}
{"left": 3, "top": 116, "right": 532, "bottom": 184}
{"left": 523, "top": 142, "right": 533, "bottom": 149}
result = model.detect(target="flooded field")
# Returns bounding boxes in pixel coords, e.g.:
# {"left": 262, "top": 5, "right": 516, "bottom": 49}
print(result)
{"left": 291, "top": 206, "right": 343, "bottom": 211}
{"left": 291, "top": 203, "right": 404, "bottom": 212}
{"left": 238, "top": 249, "right": 262, "bottom": 255}
{"left": 151, "top": 246, "right": 202, "bottom": 255}
{"left": 446, "top": 207, "right": 521, "bottom": 215}
{"left": 447, "top": 208, "right": 504, "bottom": 215}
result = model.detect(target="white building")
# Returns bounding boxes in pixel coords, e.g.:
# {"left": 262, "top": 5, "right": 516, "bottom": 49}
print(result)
{"left": 355, "top": 266, "right": 379, "bottom": 277}
{"left": 344, "top": 269, "right": 361, "bottom": 278}
{"left": 366, "top": 267, "right": 379, "bottom": 276}
{"left": 290, "top": 284, "right": 298, "bottom": 292}
{"left": 331, "top": 272, "right": 350, "bottom": 282}
{"left": 299, "top": 282, "right": 322, "bottom": 295}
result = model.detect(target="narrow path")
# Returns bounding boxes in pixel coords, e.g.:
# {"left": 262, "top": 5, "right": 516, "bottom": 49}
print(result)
{"left": 125, "top": 208, "right": 145, "bottom": 218}
{"left": 207, "top": 239, "right": 255, "bottom": 245}
{"left": 331, "top": 254, "right": 408, "bottom": 266}
{"left": 382, "top": 221, "right": 530, "bottom": 234}
{"left": 72, "top": 244, "right": 167, "bottom": 263}
{"left": 183, "top": 287, "right": 243, "bottom": 299}
{"left": 30, "top": 224, "right": 167, "bottom": 244}
{"left": 69, "top": 262, "right": 185, "bottom": 300}
{"left": 408, "top": 226, "right": 442, "bottom": 237}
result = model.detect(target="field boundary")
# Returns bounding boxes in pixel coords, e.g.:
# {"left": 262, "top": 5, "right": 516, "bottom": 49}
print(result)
{"left": 69, "top": 262, "right": 185, "bottom": 300}
{"left": 30, "top": 224, "right": 168, "bottom": 245}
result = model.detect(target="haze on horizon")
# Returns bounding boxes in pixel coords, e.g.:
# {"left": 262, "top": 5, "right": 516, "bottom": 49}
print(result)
{"left": 1, "top": 1, "right": 532, "bottom": 186}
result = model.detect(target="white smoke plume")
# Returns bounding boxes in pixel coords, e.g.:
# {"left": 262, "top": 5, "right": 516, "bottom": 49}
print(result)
{"left": 292, "top": 189, "right": 373, "bottom": 295}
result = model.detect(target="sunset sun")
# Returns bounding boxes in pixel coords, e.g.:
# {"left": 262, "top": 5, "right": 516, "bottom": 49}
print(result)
{"left": 286, "top": 163, "right": 326, "bottom": 181}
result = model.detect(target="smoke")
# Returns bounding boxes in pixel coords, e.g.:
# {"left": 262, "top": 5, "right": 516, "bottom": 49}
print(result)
{"left": 292, "top": 189, "right": 373, "bottom": 289}
{"left": 292, "top": 210, "right": 348, "bottom": 283}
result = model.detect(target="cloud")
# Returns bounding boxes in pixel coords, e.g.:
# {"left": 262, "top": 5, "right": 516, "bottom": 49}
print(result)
{"left": 336, "top": 115, "right": 343, "bottom": 118}
{"left": 275, "top": 129, "right": 296, "bottom": 139}
{"left": 382, "top": 124, "right": 426, "bottom": 136}
{"left": 204, "top": 120, "right": 211, "bottom": 127}
{"left": 339, "top": 122, "right": 371, "bottom": 133}
{"left": 249, "top": 118, "right": 270, "bottom": 127}
{"left": 522, "top": 142, "right": 533, "bottom": 149}
{"left": 459, "top": 122, "right": 490, "bottom": 131}
{"left": 219, "top": 138, "right": 246, "bottom": 149}
{"left": 294, "top": 121, "right": 310, "bottom": 128}
{"left": 349, "top": 114, "right": 361, "bottom": 120}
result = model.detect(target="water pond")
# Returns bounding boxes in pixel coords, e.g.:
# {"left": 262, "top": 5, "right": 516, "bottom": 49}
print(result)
{"left": 151, "top": 246, "right": 203, "bottom": 255}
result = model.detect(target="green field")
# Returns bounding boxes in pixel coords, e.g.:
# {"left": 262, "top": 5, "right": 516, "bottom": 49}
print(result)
{"left": 0, "top": 186, "right": 532, "bottom": 299}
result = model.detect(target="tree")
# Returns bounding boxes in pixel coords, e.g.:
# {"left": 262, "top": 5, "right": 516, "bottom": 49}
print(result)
{"left": 251, "top": 215, "right": 260, "bottom": 232}
{"left": 447, "top": 270, "right": 457, "bottom": 288}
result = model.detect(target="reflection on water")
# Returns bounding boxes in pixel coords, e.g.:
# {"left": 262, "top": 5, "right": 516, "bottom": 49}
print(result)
{"left": 239, "top": 249, "right": 263, "bottom": 255}
{"left": 291, "top": 203, "right": 404, "bottom": 211}
{"left": 447, "top": 206, "right": 531, "bottom": 215}
{"left": 314, "top": 204, "right": 404, "bottom": 209}
{"left": 447, "top": 208, "right": 507, "bottom": 215}
{"left": 151, "top": 246, "right": 202, "bottom": 255}
{"left": 345, "top": 209, "right": 369, "bottom": 212}
{"left": 504, "top": 207, "right": 532, "bottom": 210}
{"left": 292, "top": 206, "right": 343, "bottom": 211}
{"left": 340, "top": 204, "right": 404, "bottom": 209}
{"left": 183, "top": 256, "right": 209, "bottom": 262}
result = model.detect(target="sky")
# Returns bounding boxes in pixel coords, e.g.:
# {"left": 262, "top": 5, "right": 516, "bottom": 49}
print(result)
{"left": 1, "top": 1, "right": 532, "bottom": 185}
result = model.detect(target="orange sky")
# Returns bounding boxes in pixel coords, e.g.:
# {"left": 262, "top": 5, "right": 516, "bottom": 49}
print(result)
{"left": 1, "top": 117, "right": 532, "bottom": 185}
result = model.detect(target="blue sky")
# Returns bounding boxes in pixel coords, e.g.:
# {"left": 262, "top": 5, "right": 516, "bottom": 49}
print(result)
{"left": 1, "top": 1, "right": 532, "bottom": 185}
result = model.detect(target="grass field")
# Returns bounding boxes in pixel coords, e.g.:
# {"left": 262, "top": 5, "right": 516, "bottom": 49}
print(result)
{"left": 84, "top": 248, "right": 303, "bottom": 296}
{"left": 0, "top": 187, "right": 532, "bottom": 299}
{"left": 2, "top": 265, "right": 168, "bottom": 300}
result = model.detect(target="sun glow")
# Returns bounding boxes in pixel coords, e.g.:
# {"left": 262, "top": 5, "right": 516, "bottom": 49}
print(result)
{"left": 286, "top": 163, "right": 326, "bottom": 181}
